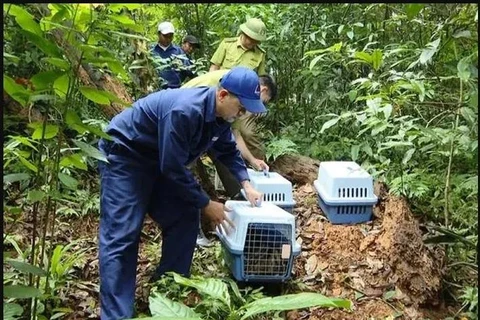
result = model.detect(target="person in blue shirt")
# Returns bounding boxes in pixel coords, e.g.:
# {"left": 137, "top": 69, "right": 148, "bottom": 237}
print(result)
{"left": 97, "top": 67, "right": 265, "bottom": 320}
{"left": 151, "top": 21, "right": 196, "bottom": 89}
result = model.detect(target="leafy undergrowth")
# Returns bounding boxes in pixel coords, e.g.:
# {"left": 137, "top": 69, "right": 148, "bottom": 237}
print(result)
{"left": 4, "top": 183, "right": 465, "bottom": 319}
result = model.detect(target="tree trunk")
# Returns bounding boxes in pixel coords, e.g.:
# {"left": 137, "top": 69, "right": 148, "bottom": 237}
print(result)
{"left": 50, "top": 29, "right": 131, "bottom": 119}
{"left": 270, "top": 154, "right": 320, "bottom": 186}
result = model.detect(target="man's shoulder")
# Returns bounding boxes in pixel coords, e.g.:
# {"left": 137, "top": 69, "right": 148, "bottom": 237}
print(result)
{"left": 170, "top": 44, "right": 184, "bottom": 53}
{"left": 223, "top": 37, "right": 238, "bottom": 43}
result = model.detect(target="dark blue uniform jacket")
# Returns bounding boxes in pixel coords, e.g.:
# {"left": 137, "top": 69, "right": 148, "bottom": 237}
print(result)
{"left": 105, "top": 87, "right": 249, "bottom": 209}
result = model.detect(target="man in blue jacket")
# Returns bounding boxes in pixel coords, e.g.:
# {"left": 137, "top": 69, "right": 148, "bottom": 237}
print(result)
{"left": 97, "top": 67, "right": 264, "bottom": 320}
{"left": 151, "top": 21, "right": 196, "bottom": 89}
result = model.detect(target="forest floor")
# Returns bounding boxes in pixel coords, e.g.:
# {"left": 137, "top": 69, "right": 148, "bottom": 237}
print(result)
{"left": 5, "top": 182, "right": 463, "bottom": 320}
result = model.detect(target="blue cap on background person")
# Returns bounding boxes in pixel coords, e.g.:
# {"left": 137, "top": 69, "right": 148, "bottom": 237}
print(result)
{"left": 220, "top": 67, "right": 267, "bottom": 114}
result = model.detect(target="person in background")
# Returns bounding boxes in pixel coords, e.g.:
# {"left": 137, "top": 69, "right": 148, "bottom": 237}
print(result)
{"left": 179, "top": 34, "right": 201, "bottom": 81}
{"left": 182, "top": 69, "right": 278, "bottom": 246}
{"left": 181, "top": 34, "right": 201, "bottom": 55}
{"left": 209, "top": 17, "right": 268, "bottom": 75}
{"left": 97, "top": 67, "right": 265, "bottom": 320}
{"left": 151, "top": 21, "right": 195, "bottom": 89}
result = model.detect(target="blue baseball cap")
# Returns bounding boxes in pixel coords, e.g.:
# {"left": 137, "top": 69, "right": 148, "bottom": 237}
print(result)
{"left": 220, "top": 67, "right": 266, "bottom": 114}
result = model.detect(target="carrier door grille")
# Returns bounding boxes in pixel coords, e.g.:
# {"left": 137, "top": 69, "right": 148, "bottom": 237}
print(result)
{"left": 243, "top": 223, "right": 292, "bottom": 277}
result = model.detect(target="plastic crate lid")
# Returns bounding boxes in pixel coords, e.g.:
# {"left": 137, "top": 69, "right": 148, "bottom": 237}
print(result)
{"left": 314, "top": 179, "right": 377, "bottom": 205}
{"left": 242, "top": 169, "right": 296, "bottom": 206}
{"left": 216, "top": 201, "right": 300, "bottom": 253}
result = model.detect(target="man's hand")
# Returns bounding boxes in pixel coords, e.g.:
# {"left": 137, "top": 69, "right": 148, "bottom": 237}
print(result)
{"left": 202, "top": 200, "right": 235, "bottom": 233}
{"left": 241, "top": 180, "right": 263, "bottom": 207}
{"left": 209, "top": 64, "right": 220, "bottom": 72}
{"left": 250, "top": 158, "right": 269, "bottom": 172}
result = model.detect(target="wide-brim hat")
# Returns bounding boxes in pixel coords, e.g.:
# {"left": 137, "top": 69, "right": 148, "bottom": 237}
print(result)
{"left": 239, "top": 18, "right": 267, "bottom": 42}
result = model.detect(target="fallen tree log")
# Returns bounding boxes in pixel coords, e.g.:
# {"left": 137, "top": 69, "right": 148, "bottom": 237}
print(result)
{"left": 270, "top": 154, "right": 320, "bottom": 186}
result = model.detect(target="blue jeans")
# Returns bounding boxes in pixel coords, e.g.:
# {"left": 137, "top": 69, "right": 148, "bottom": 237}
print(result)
{"left": 98, "top": 139, "right": 199, "bottom": 320}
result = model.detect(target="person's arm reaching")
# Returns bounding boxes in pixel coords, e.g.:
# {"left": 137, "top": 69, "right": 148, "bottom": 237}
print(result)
{"left": 209, "top": 39, "right": 226, "bottom": 72}
{"left": 232, "top": 128, "right": 269, "bottom": 171}
{"left": 209, "top": 64, "right": 220, "bottom": 72}
{"left": 209, "top": 128, "right": 263, "bottom": 206}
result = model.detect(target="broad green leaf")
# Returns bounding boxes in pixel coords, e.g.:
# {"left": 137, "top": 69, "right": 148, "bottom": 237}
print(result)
{"left": 106, "top": 60, "right": 129, "bottom": 78}
{"left": 3, "top": 302, "right": 23, "bottom": 320}
{"left": 41, "top": 58, "right": 70, "bottom": 70}
{"left": 30, "top": 71, "right": 64, "bottom": 90}
{"left": 148, "top": 293, "right": 201, "bottom": 318}
{"left": 54, "top": 73, "right": 71, "bottom": 98}
{"left": 8, "top": 5, "right": 43, "bottom": 36}
{"left": 459, "top": 107, "right": 476, "bottom": 124}
{"left": 337, "top": 24, "right": 344, "bottom": 34}
{"left": 362, "top": 143, "right": 373, "bottom": 157}
{"left": 3, "top": 75, "right": 29, "bottom": 106}
{"left": 101, "top": 91, "right": 131, "bottom": 106}
{"left": 224, "top": 278, "right": 246, "bottom": 305}
{"left": 371, "top": 123, "right": 388, "bottom": 136}
{"left": 354, "top": 51, "right": 372, "bottom": 64}
{"left": 305, "top": 42, "right": 343, "bottom": 56}
{"left": 3, "top": 173, "right": 30, "bottom": 184}
{"left": 240, "top": 292, "right": 352, "bottom": 320}
{"left": 5, "top": 260, "right": 47, "bottom": 277}
{"left": 73, "top": 140, "right": 108, "bottom": 162}
{"left": 20, "top": 30, "right": 61, "bottom": 58}
{"left": 3, "top": 52, "right": 20, "bottom": 64}
{"left": 320, "top": 117, "right": 340, "bottom": 133}
{"left": 79, "top": 86, "right": 111, "bottom": 105}
{"left": 371, "top": 49, "right": 383, "bottom": 71}
{"left": 405, "top": 4, "right": 424, "bottom": 20}
{"left": 346, "top": 31, "right": 354, "bottom": 40}
{"left": 366, "top": 98, "right": 382, "bottom": 112}
{"left": 383, "top": 290, "right": 396, "bottom": 301}
{"left": 3, "top": 285, "right": 42, "bottom": 299}
{"left": 32, "top": 124, "right": 59, "bottom": 140}
{"left": 83, "top": 124, "right": 112, "bottom": 140}
{"left": 110, "top": 15, "right": 135, "bottom": 25}
{"left": 309, "top": 54, "right": 325, "bottom": 70}
{"left": 58, "top": 173, "right": 79, "bottom": 189}
{"left": 17, "top": 154, "right": 38, "bottom": 173}
{"left": 382, "top": 104, "right": 393, "bottom": 120}
{"left": 469, "top": 90, "right": 478, "bottom": 108}
{"left": 457, "top": 57, "right": 471, "bottom": 82}
{"left": 172, "top": 273, "right": 231, "bottom": 308}
{"left": 402, "top": 148, "right": 416, "bottom": 165}
{"left": 348, "top": 90, "right": 357, "bottom": 102}
{"left": 60, "top": 154, "right": 88, "bottom": 171}
{"left": 65, "top": 110, "right": 112, "bottom": 139}
{"left": 351, "top": 145, "right": 360, "bottom": 161}
{"left": 27, "top": 190, "right": 45, "bottom": 203}
{"left": 65, "top": 109, "right": 86, "bottom": 131}
{"left": 419, "top": 38, "right": 440, "bottom": 65}
{"left": 452, "top": 30, "right": 471, "bottom": 39}
{"left": 11, "top": 136, "right": 38, "bottom": 150}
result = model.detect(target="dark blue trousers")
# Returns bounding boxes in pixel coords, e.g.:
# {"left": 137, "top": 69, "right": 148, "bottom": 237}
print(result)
{"left": 98, "top": 140, "right": 199, "bottom": 320}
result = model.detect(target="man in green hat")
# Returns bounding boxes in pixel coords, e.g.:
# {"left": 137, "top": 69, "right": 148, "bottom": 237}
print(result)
{"left": 209, "top": 18, "right": 268, "bottom": 75}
